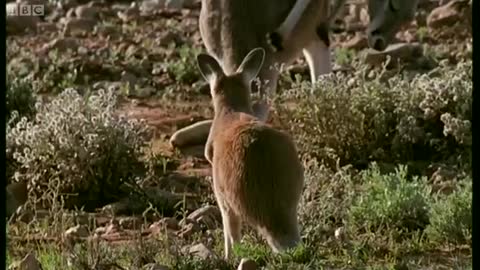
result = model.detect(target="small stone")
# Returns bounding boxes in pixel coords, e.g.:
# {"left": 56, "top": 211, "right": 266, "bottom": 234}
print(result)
{"left": 75, "top": 5, "right": 98, "bottom": 19}
{"left": 118, "top": 217, "right": 143, "bottom": 230}
{"left": 342, "top": 33, "right": 368, "bottom": 50}
{"left": 187, "top": 205, "right": 221, "bottom": 229}
{"left": 176, "top": 221, "right": 200, "bottom": 238}
{"left": 117, "top": 5, "right": 140, "bottom": 22}
{"left": 188, "top": 243, "right": 215, "bottom": 259}
{"left": 94, "top": 226, "right": 107, "bottom": 235}
{"left": 40, "top": 37, "right": 79, "bottom": 53}
{"left": 334, "top": 227, "right": 345, "bottom": 241}
{"left": 427, "top": 0, "right": 463, "bottom": 29}
{"left": 237, "top": 258, "right": 257, "bottom": 270}
{"left": 64, "top": 225, "right": 89, "bottom": 239}
{"left": 63, "top": 17, "right": 97, "bottom": 36}
{"left": 156, "top": 31, "right": 180, "bottom": 47}
{"left": 150, "top": 217, "right": 180, "bottom": 233}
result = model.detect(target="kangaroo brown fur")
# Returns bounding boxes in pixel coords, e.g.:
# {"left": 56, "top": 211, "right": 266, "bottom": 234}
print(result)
{"left": 197, "top": 48, "right": 304, "bottom": 259}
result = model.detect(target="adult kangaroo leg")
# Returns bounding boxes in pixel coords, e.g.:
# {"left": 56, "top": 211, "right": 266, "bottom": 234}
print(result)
{"left": 302, "top": 24, "right": 332, "bottom": 84}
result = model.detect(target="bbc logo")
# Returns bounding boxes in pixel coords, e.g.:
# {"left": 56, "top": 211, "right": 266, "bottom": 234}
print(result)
{"left": 7, "top": 4, "right": 45, "bottom": 16}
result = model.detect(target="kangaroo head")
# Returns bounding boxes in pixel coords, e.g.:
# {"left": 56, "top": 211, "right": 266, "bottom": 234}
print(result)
{"left": 197, "top": 48, "right": 265, "bottom": 114}
{"left": 367, "top": 0, "right": 419, "bottom": 51}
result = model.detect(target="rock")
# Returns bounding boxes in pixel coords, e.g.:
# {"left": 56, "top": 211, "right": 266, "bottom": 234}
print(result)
{"left": 75, "top": 5, "right": 98, "bottom": 19}
{"left": 364, "top": 42, "right": 423, "bottom": 66}
{"left": 94, "top": 226, "right": 107, "bottom": 235}
{"left": 101, "top": 198, "right": 138, "bottom": 215}
{"left": 9, "top": 252, "right": 42, "bottom": 270}
{"left": 95, "top": 24, "right": 119, "bottom": 38}
{"left": 187, "top": 205, "right": 221, "bottom": 229}
{"left": 156, "top": 31, "right": 180, "bottom": 47}
{"left": 150, "top": 217, "right": 180, "bottom": 234}
{"left": 237, "top": 258, "right": 257, "bottom": 270}
{"left": 63, "top": 17, "right": 97, "bottom": 36}
{"left": 6, "top": 181, "right": 28, "bottom": 218}
{"left": 93, "top": 220, "right": 120, "bottom": 236}
{"left": 176, "top": 220, "right": 201, "bottom": 238}
{"left": 142, "top": 263, "right": 171, "bottom": 270}
{"left": 342, "top": 33, "right": 368, "bottom": 50}
{"left": 427, "top": 0, "right": 463, "bottom": 29}
{"left": 64, "top": 225, "right": 89, "bottom": 239}
{"left": 118, "top": 217, "right": 143, "bottom": 230}
{"left": 40, "top": 37, "right": 79, "bottom": 53}
{"left": 188, "top": 243, "right": 215, "bottom": 259}
{"left": 334, "top": 227, "right": 346, "bottom": 241}
{"left": 117, "top": 3, "right": 140, "bottom": 22}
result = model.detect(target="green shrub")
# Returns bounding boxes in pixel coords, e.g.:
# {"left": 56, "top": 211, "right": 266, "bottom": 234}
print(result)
{"left": 348, "top": 163, "right": 431, "bottom": 232}
{"left": 6, "top": 88, "right": 150, "bottom": 210}
{"left": 426, "top": 177, "right": 472, "bottom": 244}
{"left": 165, "top": 45, "right": 202, "bottom": 84}
{"left": 5, "top": 75, "right": 37, "bottom": 122}
{"left": 273, "top": 60, "right": 472, "bottom": 169}
{"left": 299, "top": 158, "right": 356, "bottom": 243}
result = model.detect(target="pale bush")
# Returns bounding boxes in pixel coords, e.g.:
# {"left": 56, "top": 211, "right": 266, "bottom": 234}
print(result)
{"left": 6, "top": 88, "right": 150, "bottom": 210}
{"left": 273, "top": 60, "right": 472, "bottom": 169}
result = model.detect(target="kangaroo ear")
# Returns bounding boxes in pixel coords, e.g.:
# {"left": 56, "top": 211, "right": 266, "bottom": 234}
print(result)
{"left": 197, "top": 53, "right": 225, "bottom": 85}
{"left": 236, "top": 47, "right": 265, "bottom": 84}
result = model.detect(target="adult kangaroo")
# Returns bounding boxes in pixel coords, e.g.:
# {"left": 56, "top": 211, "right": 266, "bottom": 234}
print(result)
{"left": 169, "top": 0, "right": 419, "bottom": 148}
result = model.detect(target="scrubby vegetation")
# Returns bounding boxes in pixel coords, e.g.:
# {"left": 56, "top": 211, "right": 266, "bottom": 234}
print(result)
{"left": 7, "top": 88, "right": 150, "bottom": 210}
{"left": 6, "top": 0, "right": 471, "bottom": 269}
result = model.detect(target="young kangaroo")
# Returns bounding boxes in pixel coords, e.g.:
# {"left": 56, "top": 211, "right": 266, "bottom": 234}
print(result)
{"left": 269, "top": 0, "right": 420, "bottom": 52}
{"left": 197, "top": 47, "right": 304, "bottom": 259}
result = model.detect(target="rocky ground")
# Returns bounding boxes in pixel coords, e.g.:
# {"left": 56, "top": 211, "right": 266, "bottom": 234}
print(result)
{"left": 6, "top": 0, "right": 472, "bottom": 269}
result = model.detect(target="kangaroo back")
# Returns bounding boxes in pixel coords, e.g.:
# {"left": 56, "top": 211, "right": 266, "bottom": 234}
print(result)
{"left": 213, "top": 119, "right": 304, "bottom": 230}
{"left": 196, "top": 48, "right": 305, "bottom": 258}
